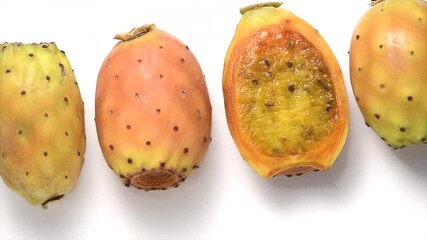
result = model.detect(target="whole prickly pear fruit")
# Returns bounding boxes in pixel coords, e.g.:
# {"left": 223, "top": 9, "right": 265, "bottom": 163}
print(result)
{"left": 95, "top": 24, "right": 212, "bottom": 190}
{"left": 0, "top": 42, "right": 86, "bottom": 208}
{"left": 349, "top": 0, "right": 427, "bottom": 148}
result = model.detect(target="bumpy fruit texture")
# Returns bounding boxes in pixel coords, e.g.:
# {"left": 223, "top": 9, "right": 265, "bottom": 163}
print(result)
{"left": 223, "top": 3, "right": 349, "bottom": 178}
{"left": 0, "top": 43, "right": 86, "bottom": 207}
{"left": 350, "top": 0, "right": 427, "bottom": 148}
{"left": 95, "top": 24, "right": 212, "bottom": 190}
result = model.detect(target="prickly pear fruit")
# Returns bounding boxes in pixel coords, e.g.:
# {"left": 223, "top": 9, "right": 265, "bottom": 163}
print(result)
{"left": 223, "top": 2, "right": 349, "bottom": 178}
{"left": 349, "top": 0, "right": 427, "bottom": 148}
{"left": 0, "top": 42, "right": 86, "bottom": 208}
{"left": 95, "top": 24, "right": 212, "bottom": 190}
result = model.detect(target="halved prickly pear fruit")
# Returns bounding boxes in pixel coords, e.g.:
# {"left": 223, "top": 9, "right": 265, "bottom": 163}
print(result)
{"left": 223, "top": 2, "right": 349, "bottom": 178}
{"left": 0, "top": 42, "right": 86, "bottom": 208}
{"left": 349, "top": 0, "right": 427, "bottom": 148}
{"left": 95, "top": 24, "right": 212, "bottom": 190}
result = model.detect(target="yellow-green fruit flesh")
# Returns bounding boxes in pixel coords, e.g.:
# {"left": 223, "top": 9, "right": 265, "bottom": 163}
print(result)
{"left": 223, "top": 4, "right": 349, "bottom": 178}
{"left": 350, "top": 0, "right": 427, "bottom": 148}
{"left": 0, "top": 43, "right": 85, "bottom": 207}
{"left": 238, "top": 30, "right": 337, "bottom": 157}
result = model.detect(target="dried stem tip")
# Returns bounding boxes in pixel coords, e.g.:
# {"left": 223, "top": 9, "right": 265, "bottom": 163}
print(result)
{"left": 114, "top": 24, "right": 156, "bottom": 41}
{"left": 240, "top": 2, "right": 283, "bottom": 15}
{"left": 371, "top": 0, "right": 385, "bottom": 6}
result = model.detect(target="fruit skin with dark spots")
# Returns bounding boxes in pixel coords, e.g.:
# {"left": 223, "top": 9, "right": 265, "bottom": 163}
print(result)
{"left": 0, "top": 42, "right": 86, "bottom": 208}
{"left": 95, "top": 24, "right": 212, "bottom": 190}
{"left": 349, "top": 0, "right": 427, "bottom": 148}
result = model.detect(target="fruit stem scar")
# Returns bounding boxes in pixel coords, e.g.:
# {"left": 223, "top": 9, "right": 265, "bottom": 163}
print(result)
{"left": 114, "top": 24, "right": 156, "bottom": 42}
{"left": 240, "top": 2, "right": 283, "bottom": 15}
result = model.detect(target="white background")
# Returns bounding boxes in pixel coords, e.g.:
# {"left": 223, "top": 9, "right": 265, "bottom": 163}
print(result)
{"left": 0, "top": 0, "right": 426, "bottom": 239}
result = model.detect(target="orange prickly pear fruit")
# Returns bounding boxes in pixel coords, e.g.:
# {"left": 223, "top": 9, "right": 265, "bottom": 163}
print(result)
{"left": 96, "top": 24, "right": 212, "bottom": 190}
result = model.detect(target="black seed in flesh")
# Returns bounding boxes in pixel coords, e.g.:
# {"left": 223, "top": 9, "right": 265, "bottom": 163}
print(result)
{"left": 262, "top": 59, "right": 270, "bottom": 67}
{"left": 264, "top": 102, "right": 274, "bottom": 108}
{"left": 288, "top": 84, "right": 295, "bottom": 92}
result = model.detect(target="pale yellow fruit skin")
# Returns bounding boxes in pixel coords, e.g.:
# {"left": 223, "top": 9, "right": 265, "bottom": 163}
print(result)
{"left": 0, "top": 43, "right": 86, "bottom": 207}
{"left": 350, "top": 0, "right": 427, "bottom": 148}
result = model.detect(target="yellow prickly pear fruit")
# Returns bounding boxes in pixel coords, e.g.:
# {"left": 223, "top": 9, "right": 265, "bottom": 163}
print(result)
{"left": 349, "top": 0, "right": 427, "bottom": 148}
{"left": 0, "top": 42, "right": 86, "bottom": 208}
